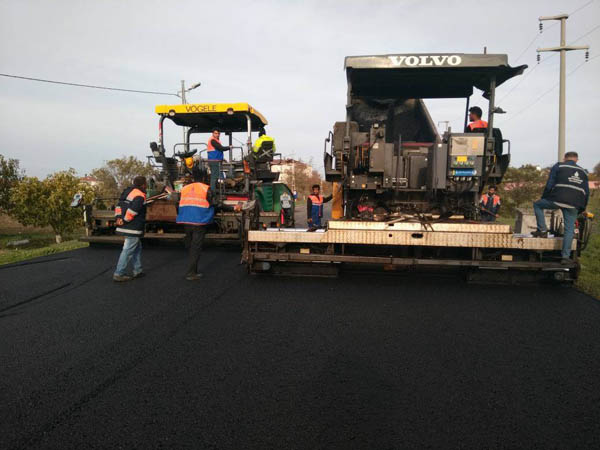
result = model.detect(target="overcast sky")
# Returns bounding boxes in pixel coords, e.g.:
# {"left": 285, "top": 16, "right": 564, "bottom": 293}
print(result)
{"left": 1, "top": 0, "right": 599, "bottom": 178}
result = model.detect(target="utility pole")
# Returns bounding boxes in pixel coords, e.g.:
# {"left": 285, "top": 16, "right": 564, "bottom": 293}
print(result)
{"left": 537, "top": 14, "right": 590, "bottom": 161}
{"left": 180, "top": 80, "right": 187, "bottom": 151}
{"left": 177, "top": 80, "right": 202, "bottom": 152}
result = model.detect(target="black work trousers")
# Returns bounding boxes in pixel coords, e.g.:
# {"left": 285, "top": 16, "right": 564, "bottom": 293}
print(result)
{"left": 184, "top": 225, "right": 207, "bottom": 276}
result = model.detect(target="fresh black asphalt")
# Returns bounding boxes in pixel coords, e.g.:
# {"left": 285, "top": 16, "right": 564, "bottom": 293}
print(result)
{"left": 1, "top": 244, "right": 599, "bottom": 449}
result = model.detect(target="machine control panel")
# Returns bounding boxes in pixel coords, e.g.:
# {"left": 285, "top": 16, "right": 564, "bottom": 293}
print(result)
{"left": 449, "top": 135, "right": 485, "bottom": 156}
{"left": 450, "top": 155, "right": 476, "bottom": 168}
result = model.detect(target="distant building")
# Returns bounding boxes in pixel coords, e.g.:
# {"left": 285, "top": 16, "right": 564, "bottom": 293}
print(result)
{"left": 80, "top": 175, "right": 100, "bottom": 187}
{"left": 270, "top": 159, "right": 315, "bottom": 189}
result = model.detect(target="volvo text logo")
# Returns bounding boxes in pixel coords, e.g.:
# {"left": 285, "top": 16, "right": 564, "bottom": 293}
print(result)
{"left": 387, "top": 55, "right": 463, "bottom": 67}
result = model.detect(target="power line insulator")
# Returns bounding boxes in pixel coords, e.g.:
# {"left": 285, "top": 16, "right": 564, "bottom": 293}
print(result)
{"left": 539, "top": 22, "right": 543, "bottom": 33}
{"left": 585, "top": 50, "right": 589, "bottom": 62}
{"left": 537, "top": 53, "right": 541, "bottom": 64}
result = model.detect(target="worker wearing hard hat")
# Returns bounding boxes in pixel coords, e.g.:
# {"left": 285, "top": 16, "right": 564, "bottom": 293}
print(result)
{"left": 465, "top": 106, "right": 488, "bottom": 133}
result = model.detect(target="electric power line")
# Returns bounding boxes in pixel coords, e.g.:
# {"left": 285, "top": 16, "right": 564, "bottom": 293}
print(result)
{"left": 571, "top": 23, "right": 600, "bottom": 43}
{"left": 569, "top": 0, "right": 596, "bottom": 16}
{"left": 514, "top": 33, "right": 544, "bottom": 63}
{"left": 512, "top": 0, "right": 596, "bottom": 63}
{"left": 503, "top": 54, "right": 599, "bottom": 123}
{"left": 0, "top": 73, "right": 180, "bottom": 97}
{"left": 500, "top": 20, "right": 598, "bottom": 104}
{"left": 497, "top": 53, "right": 559, "bottom": 103}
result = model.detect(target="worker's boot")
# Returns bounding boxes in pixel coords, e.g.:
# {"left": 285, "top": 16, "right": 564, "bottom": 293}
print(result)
{"left": 531, "top": 230, "right": 549, "bottom": 238}
{"left": 185, "top": 273, "right": 204, "bottom": 281}
{"left": 113, "top": 274, "right": 133, "bottom": 282}
{"left": 560, "top": 258, "right": 571, "bottom": 265}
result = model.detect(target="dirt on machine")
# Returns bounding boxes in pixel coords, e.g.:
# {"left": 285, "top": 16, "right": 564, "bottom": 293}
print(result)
{"left": 81, "top": 103, "right": 295, "bottom": 245}
{"left": 244, "top": 52, "right": 593, "bottom": 282}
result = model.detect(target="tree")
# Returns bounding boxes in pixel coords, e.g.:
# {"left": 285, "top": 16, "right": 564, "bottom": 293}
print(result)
{"left": 89, "top": 167, "right": 120, "bottom": 200}
{"left": 0, "top": 154, "right": 23, "bottom": 214}
{"left": 498, "top": 164, "right": 549, "bottom": 216}
{"left": 91, "top": 156, "right": 155, "bottom": 199}
{"left": 282, "top": 158, "right": 329, "bottom": 199}
{"left": 591, "top": 162, "right": 600, "bottom": 181}
{"left": 10, "top": 170, "right": 95, "bottom": 243}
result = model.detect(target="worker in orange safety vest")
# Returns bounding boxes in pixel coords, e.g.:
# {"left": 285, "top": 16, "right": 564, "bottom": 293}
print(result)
{"left": 307, "top": 184, "right": 333, "bottom": 228}
{"left": 479, "top": 185, "right": 501, "bottom": 222}
{"left": 465, "top": 106, "right": 488, "bottom": 133}
{"left": 176, "top": 168, "right": 215, "bottom": 281}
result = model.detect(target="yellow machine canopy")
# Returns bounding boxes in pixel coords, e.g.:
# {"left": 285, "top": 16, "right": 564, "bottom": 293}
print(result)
{"left": 155, "top": 102, "right": 268, "bottom": 133}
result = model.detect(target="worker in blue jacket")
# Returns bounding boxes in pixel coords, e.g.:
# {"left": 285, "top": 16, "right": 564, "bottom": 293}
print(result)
{"left": 532, "top": 151, "right": 589, "bottom": 264}
{"left": 113, "top": 176, "right": 147, "bottom": 282}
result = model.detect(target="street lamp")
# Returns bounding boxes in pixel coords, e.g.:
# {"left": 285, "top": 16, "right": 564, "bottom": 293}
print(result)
{"left": 188, "top": 81, "right": 201, "bottom": 91}
{"left": 177, "top": 80, "right": 201, "bottom": 104}
{"left": 176, "top": 80, "right": 202, "bottom": 150}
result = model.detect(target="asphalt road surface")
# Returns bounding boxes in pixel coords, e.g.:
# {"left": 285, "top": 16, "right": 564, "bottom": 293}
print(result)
{"left": 1, "top": 244, "right": 600, "bottom": 449}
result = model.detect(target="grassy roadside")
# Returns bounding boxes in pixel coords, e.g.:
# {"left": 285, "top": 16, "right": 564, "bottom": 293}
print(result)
{"left": 577, "top": 233, "right": 600, "bottom": 298}
{"left": 0, "top": 215, "right": 88, "bottom": 265}
{"left": 0, "top": 239, "right": 88, "bottom": 266}
{"left": 576, "top": 193, "right": 600, "bottom": 299}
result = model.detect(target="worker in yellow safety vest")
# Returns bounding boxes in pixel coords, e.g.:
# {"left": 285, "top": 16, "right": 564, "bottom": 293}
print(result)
{"left": 252, "top": 129, "right": 276, "bottom": 159}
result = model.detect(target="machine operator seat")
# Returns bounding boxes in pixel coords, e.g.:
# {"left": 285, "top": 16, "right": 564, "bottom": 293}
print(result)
{"left": 492, "top": 128, "right": 504, "bottom": 158}
{"left": 253, "top": 140, "right": 275, "bottom": 163}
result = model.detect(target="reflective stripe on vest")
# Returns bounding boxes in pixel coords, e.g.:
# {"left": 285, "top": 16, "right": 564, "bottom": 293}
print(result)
{"left": 179, "top": 183, "right": 210, "bottom": 208}
{"left": 468, "top": 120, "right": 488, "bottom": 130}
{"left": 121, "top": 188, "right": 145, "bottom": 222}
{"left": 309, "top": 194, "right": 323, "bottom": 205}
{"left": 554, "top": 183, "right": 586, "bottom": 194}
{"left": 124, "top": 208, "right": 138, "bottom": 222}
{"left": 126, "top": 188, "right": 146, "bottom": 202}
{"left": 115, "top": 227, "right": 143, "bottom": 236}
{"left": 176, "top": 182, "right": 214, "bottom": 225}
